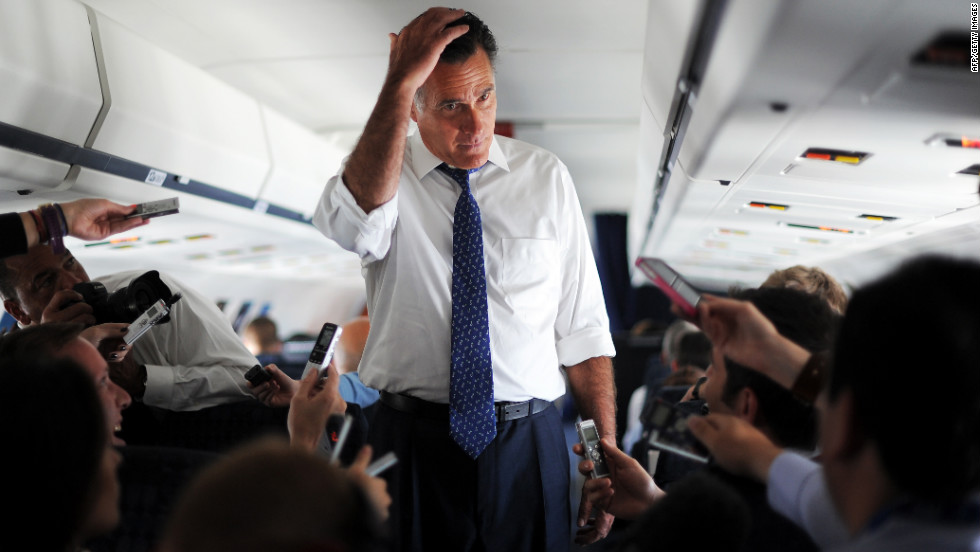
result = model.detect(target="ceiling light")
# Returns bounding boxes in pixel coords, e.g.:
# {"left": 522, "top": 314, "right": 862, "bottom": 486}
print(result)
{"left": 783, "top": 222, "right": 856, "bottom": 234}
{"left": 748, "top": 201, "right": 788, "bottom": 211}
{"left": 926, "top": 133, "right": 980, "bottom": 149}
{"left": 800, "top": 148, "right": 870, "bottom": 165}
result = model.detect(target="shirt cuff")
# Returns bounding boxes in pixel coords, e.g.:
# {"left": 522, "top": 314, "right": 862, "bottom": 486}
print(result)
{"left": 331, "top": 174, "right": 398, "bottom": 236}
{"left": 556, "top": 326, "right": 616, "bottom": 367}
{"left": 142, "top": 363, "right": 175, "bottom": 408}
{"left": 767, "top": 451, "right": 818, "bottom": 516}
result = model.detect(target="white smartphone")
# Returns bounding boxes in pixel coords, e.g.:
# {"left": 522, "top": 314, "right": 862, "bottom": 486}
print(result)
{"left": 303, "top": 322, "right": 343, "bottom": 378}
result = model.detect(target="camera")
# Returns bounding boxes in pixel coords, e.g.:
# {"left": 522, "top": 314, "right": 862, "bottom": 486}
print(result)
{"left": 642, "top": 398, "right": 710, "bottom": 463}
{"left": 72, "top": 270, "right": 178, "bottom": 325}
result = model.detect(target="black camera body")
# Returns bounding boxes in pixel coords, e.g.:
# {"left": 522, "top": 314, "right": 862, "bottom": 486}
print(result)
{"left": 73, "top": 270, "right": 176, "bottom": 325}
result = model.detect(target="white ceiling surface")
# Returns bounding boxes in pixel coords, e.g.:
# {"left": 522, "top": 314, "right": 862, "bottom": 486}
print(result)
{"left": 633, "top": 0, "right": 980, "bottom": 292}
{"left": 67, "top": 0, "right": 646, "bottom": 282}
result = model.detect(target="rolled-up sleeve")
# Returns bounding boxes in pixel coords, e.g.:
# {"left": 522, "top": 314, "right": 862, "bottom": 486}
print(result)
{"left": 552, "top": 161, "right": 615, "bottom": 367}
{"left": 312, "top": 163, "right": 399, "bottom": 263}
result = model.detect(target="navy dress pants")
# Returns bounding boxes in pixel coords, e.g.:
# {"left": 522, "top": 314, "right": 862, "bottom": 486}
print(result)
{"left": 368, "top": 400, "right": 570, "bottom": 552}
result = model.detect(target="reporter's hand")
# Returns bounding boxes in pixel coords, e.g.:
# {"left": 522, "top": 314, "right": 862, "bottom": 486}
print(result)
{"left": 39, "top": 289, "right": 96, "bottom": 326}
{"left": 573, "top": 437, "right": 664, "bottom": 525}
{"left": 687, "top": 413, "right": 783, "bottom": 483}
{"left": 59, "top": 198, "right": 148, "bottom": 240}
{"left": 287, "top": 363, "right": 346, "bottom": 451}
{"left": 574, "top": 503, "right": 614, "bottom": 546}
{"left": 696, "top": 295, "right": 810, "bottom": 389}
{"left": 249, "top": 363, "right": 300, "bottom": 408}
{"left": 109, "top": 354, "right": 146, "bottom": 400}
{"left": 346, "top": 445, "right": 392, "bottom": 521}
{"left": 80, "top": 323, "right": 130, "bottom": 362}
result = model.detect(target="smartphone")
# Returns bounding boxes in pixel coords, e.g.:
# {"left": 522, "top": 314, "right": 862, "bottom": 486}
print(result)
{"left": 126, "top": 197, "right": 180, "bottom": 219}
{"left": 635, "top": 257, "right": 703, "bottom": 318}
{"left": 365, "top": 451, "right": 399, "bottom": 477}
{"left": 244, "top": 364, "right": 272, "bottom": 386}
{"left": 304, "top": 322, "right": 343, "bottom": 378}
{"left": 575, "top": 419, "right": 611, "bottom": 478}
{"left": 123, "top": 299, "right": 169, "bottom": 345}
{"left": 643, "top": 398, "right": 709, "bottom": 463}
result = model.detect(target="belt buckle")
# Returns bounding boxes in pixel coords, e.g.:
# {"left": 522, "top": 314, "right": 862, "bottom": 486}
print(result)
{"left": 501, "top": 401, "right": 530, "bottom": 420}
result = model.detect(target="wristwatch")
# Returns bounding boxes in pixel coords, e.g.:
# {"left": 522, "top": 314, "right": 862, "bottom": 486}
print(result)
{"left": 791, "top": 352, "right": 827, "bottom": 404}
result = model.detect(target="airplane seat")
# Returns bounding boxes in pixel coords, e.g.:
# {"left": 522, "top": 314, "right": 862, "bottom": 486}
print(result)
{"left": 277, "top": 337, "right": 317, "bottom": 379}
{"left": 84, "top": 445, "right": 219, "bottom": 552}
{"left": 120, "top": 401, "right": 290, "bottom": 453}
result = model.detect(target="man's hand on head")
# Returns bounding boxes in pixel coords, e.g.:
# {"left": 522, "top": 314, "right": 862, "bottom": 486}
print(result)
{"left": 385, "top": 8, "right": 469, "bottom": 93}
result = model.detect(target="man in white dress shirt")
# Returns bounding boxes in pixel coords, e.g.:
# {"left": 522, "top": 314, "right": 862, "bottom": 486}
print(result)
{"left": 0, "top": 245, "right": 258, "bottom": 411}
{"left": 313, "top": 8, "right": 616, "bottom": 551}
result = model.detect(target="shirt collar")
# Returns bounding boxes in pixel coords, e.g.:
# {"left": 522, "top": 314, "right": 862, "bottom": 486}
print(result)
{"left": 409, "top": 131, "right": 510, "bottom": 180}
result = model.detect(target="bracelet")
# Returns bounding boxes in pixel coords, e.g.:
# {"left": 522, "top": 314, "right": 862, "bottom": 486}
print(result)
{"left": 38, "top": 204, "right": 66, "bottom": 254}
{"left": 29, "top": 209, "right": 48, "bottom": 243}
{"left": 791, "top": 352, "right": 828, "bottom": 404}
{"left": 53, "top": 203, "right": 68, "bottom": 235}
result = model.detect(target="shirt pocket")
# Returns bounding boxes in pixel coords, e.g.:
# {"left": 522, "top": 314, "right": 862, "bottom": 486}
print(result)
{"left": 500, "top": 238, "right": 560, "bottom": 327}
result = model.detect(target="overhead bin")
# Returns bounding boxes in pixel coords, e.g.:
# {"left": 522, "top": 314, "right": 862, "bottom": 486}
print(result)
{"left": 0, "top": 0, "right": 102, "bottom": 192}
{"left": 257, "top": 106, "right": 346, "bottom": 219}
{"left": 88, "top": 10, "right": 270, "bottom": 198}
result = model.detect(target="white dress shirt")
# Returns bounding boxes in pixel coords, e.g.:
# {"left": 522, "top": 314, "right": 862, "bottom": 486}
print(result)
{"left": 313, "top": 132, "right": 615, "bottom": 403}
{"left": 97, "top": 270, "right": 257, "bottom": 411}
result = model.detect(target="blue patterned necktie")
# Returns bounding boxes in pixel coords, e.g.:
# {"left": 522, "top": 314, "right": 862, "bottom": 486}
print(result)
{"left": 439, "top": 163, "right": 496, "bottom": 459}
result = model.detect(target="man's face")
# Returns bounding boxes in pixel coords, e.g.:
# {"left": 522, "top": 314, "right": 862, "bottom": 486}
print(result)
{"left": 698, "top": 348, "right": 733, "bottom": 416}
{"left": 412, "top": 47, "right": 497, "bottom": 170}
{"left": 2, "top": 245, "right": 89, "bottom": 325}
{"left": 58, "top": 337, "right": 131, "bottom": 445}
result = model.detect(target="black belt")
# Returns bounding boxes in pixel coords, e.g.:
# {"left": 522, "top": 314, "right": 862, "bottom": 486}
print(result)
{"left": 380, "top": 391, "right": 551, "bottom": 422}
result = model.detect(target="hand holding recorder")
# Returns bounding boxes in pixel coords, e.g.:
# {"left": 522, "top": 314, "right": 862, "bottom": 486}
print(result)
{"left": 287, "top": 363, "right": 346, "bottom": 451}
{"left": 573, "top": 435, "right": 665, "bottom": 520}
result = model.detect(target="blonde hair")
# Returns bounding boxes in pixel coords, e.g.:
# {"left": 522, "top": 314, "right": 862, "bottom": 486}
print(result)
{"left": 761, "top": 265, "right": 848, "bottom": 314}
